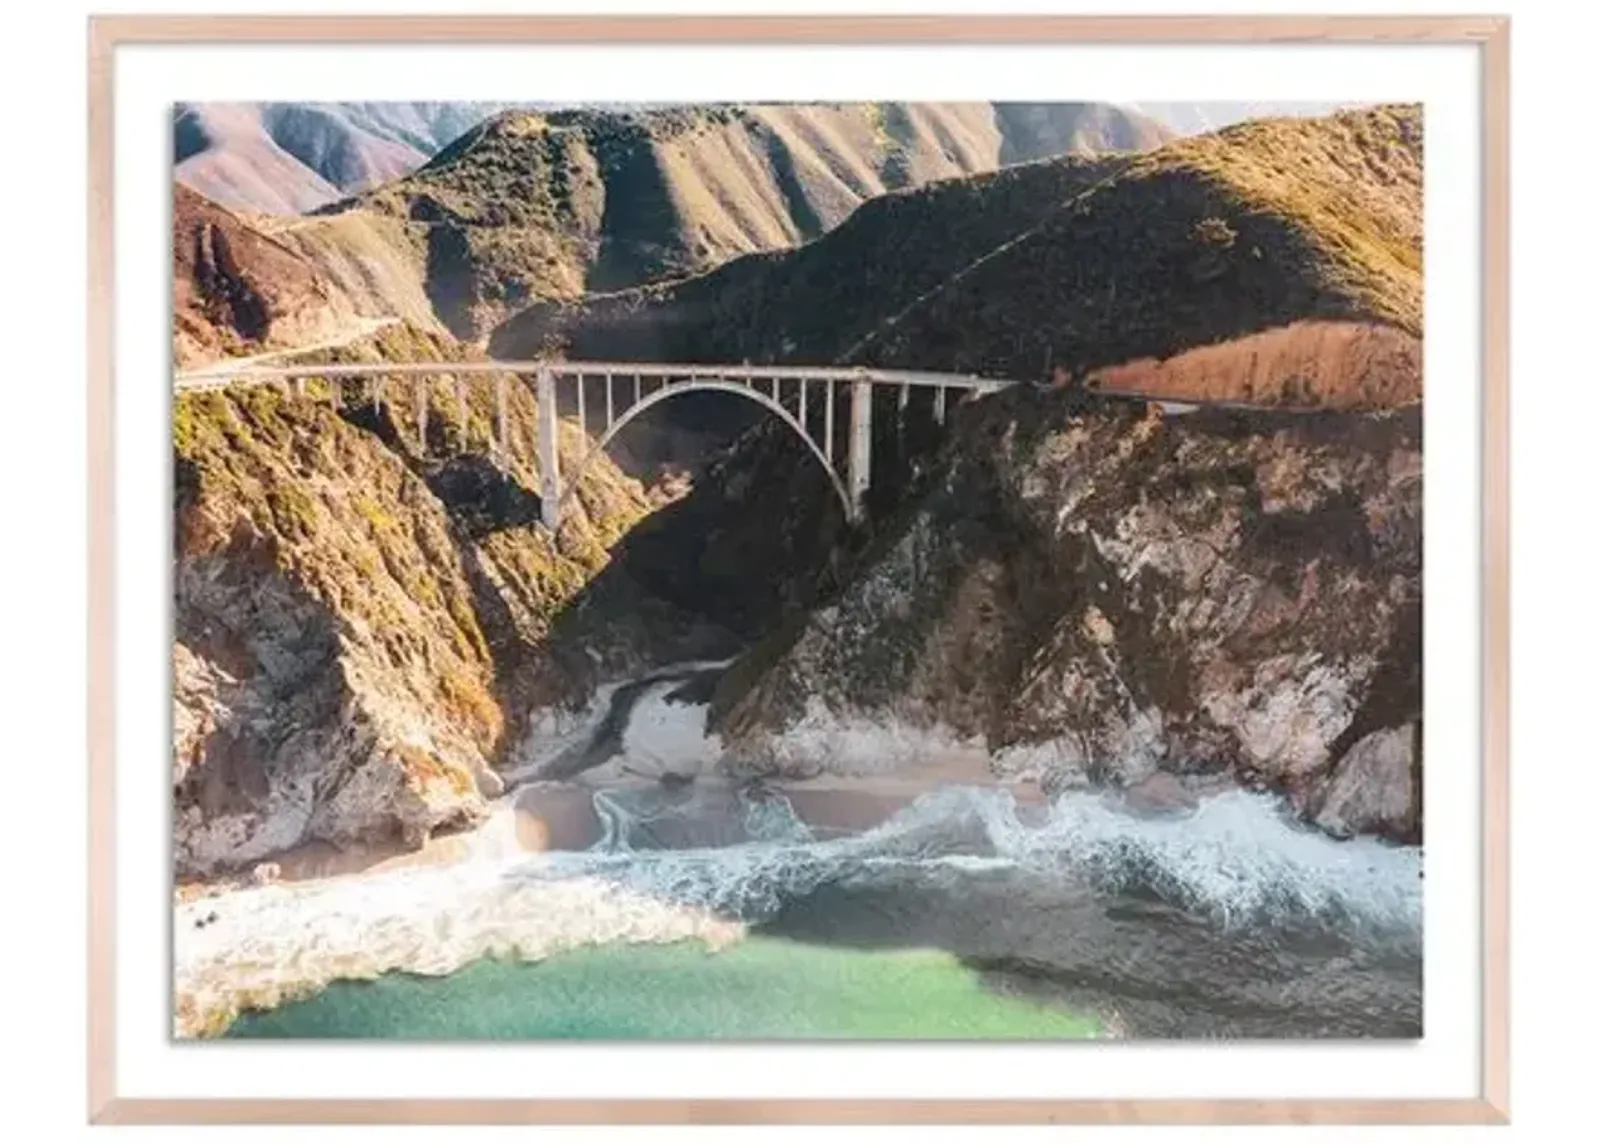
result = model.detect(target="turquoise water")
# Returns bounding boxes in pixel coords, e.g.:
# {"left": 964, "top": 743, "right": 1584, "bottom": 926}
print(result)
{"left": 195, "top": 784, "right": 1422, "bottom": 1039}
{"left": 226, "top": 937, "right": 1101, "bottom": 1040}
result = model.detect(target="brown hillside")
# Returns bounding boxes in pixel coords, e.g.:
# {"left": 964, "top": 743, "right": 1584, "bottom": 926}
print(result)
{"left": 494, "top": 105, "right": 1421, "bottom": 410}
{"left": 1081, "top": 320, "right": 1420, "bottom": 409}
{"left": 489, "top": 152, "right": 1128, "bottom": 363}
{"left": 175, "top": 104, "right": 346, "bottom": 215}
{"left": 255, "top": 209, "right": 449, "bottom": 338}
{"left": 858, "top": 104, "right": 1421, "bottom": 380}
{"left": 173, "top": 102, "right": 465, "bottom": 215}
{"left": 323, "top": 102, "right": 1170, "bottom": 339}
{"left": 173, "top": 184, "right": 360, "bottom": 367}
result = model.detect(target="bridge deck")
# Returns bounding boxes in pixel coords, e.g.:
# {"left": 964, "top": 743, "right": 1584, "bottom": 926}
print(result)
{"left": 173, "top": 359, "right": 1010, "bottom": 394}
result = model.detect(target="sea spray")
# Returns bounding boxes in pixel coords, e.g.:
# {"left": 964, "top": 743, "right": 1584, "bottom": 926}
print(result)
{"left": 176, "top": 783, "right": 1418, "bottom": 1037}
{"left": 566, "top": 682, "right": 1420, "bottom": 933}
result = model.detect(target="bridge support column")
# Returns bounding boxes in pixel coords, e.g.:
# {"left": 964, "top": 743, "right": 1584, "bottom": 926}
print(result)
{"left": 415, "top": 380, "right": 428, "bottom": 454}
{"left": 847, "top": 377, "right": 872, "bottom": 524}
{"left": 536, "top": 369, "right": 561, "bottom": 532}
{"left": 495, "top": 374, "right": 509, "bottom": 466}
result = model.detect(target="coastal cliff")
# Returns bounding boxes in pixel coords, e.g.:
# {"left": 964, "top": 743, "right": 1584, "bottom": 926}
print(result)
{"left": 714, "top": 387, "right": 1421, "bottom": 842}
{"left": 171, "top": 326, "right": 682, "bottom": 875}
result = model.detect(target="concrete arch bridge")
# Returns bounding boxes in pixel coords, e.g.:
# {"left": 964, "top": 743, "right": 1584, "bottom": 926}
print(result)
{"left": 175, "top": 360, "right": 1012, "bottom": 529}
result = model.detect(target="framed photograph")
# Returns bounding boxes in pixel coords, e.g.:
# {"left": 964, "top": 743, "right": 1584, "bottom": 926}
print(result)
{"left": 88, "top": 13, "right": 1510, "bottom": 1125}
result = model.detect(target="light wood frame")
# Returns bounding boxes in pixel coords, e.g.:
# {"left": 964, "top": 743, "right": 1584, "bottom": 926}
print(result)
{"left": 87, "top": 13, "right": 1511, "bottom": 1126}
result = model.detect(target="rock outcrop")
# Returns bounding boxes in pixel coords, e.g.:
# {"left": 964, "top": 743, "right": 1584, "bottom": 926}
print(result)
{"left": 715, "top": 387, "right": 1422, "bottom": 842}
{"left": 171, "top": 325, "right": 673, "bottom": 876}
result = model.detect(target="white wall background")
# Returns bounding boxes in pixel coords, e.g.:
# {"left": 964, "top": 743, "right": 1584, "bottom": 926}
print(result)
{"left": 0, "top": 0, "right": 1592, "bottom": 1139}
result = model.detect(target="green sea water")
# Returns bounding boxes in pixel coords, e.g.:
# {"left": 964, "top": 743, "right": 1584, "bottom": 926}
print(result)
{"left": 225, "top": 937, "right": 1101, "bottom": 1040}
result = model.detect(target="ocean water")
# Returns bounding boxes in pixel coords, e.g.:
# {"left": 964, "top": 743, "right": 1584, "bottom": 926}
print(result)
{"left": 180, "top": 680, "right": 1423, "bottom": 1040}
{"left": 228, "top": 938, "right": 1101, "bottom": 1040}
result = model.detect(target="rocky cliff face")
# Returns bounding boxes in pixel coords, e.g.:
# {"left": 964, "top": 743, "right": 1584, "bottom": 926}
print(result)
{"left": 171, "top": 326, "right": 685, "bottom": 876}
{"left": 715, "top": 387, "right": 1421, "bottom": 842}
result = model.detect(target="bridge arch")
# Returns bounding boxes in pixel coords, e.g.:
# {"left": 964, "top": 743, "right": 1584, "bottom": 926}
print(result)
{"left": 555, "top": 379, "right": 852, "bottom": 520}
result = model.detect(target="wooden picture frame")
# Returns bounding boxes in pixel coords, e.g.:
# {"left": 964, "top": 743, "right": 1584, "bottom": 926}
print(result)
{"left": 88, "top": 13, "right": 1510, "bottom": 1126}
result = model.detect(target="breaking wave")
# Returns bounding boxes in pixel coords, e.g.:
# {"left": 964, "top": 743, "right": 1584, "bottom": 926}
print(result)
{"left": 175, "top": 670, "right": 1420, "bottom": 1036}
{"left": 172, "top": 836, "right": 744, "bottom": 1037}
{"left": 519, "top": 784, "right": 1421, "bottom": 935}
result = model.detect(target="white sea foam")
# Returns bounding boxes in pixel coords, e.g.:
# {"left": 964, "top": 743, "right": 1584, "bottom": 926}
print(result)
{"left": 518, "top": 785, "right": 1421, "bottom": 936}
{"left": 173, "top": 825, "right": 744, "bottom": 1037}
{"left": 177, "top": 669, "right": 1421, "bottom": 1035}
{"left": 969, "top": 786, "right": 1421, "bottom": 930}
{"left": 176, "top": 785, "right": 1418, "bottom": 1037}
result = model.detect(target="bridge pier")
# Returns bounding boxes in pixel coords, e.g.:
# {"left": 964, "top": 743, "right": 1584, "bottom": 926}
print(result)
{"left": 824, "top": 381, "right": 835, "bottom": 463}
{"left": 495, "top": 374, "right": 509, "bottom": 466}
{"left": 848, "top": 377, "right": 872, "bottom": 523}
{"left": 536, "top": 368, "right": 562, "bottom": 532}
{"left": 415, "top": 379, "right": 428, "bottom": 454}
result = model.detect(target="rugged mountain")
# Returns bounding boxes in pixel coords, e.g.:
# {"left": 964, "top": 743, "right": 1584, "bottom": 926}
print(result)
{"left": 856, "top": 104, "right": 1421, "bottom": 390}
{"left": 490, "top": 152, "right": 1123, "bottom": 364}
{"left": 994, "top": 102, "right": 1171, "bottom": 162}
{"left": 176, "top": 104, "right": 345, "bottom": 215}
{"left": 496, "top": 104, "right": 1420, "bottom": 410}
{"left": 515, "top": 105, "right": 1428, "bottom": 845}
{"left": 319, "top": 102, "right": 1171, "bottom": 339}
{"left": 173, "top": 100, "right": 1322, "bottom": 218}
{"left": 174, "top": 102, "right": 536, "bottom": 215}
{"left": 173, "top": 184, "right": 365, "bottom": 367}
{"left": 171, "top": 322, "right": 734, "bottom": 876}
{"left": 714, "top": 387, "right": 1423, "bottom": 843}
